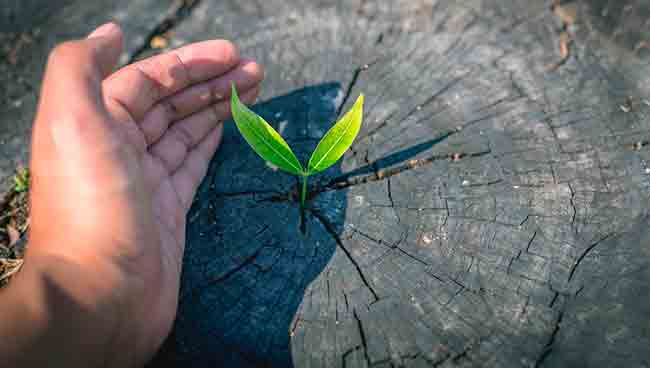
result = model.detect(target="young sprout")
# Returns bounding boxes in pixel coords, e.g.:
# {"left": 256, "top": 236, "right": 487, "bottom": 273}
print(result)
{"left": 230, "top": 84, "right": 364, "bottom": 212}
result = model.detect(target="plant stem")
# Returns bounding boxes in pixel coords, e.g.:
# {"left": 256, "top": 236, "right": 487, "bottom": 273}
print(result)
{"left": 301, "top": 175, "right": 308, "bottom": 209}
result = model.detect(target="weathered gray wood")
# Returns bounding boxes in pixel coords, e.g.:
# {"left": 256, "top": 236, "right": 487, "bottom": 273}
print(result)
{"left": 153, "top": 0, "right": 650, "bottom": 367}
{"left": 580, "top": 0, "right": 650, "bottom": 59}
{"left": 0, "top": 0, "right": 177, "bottom": 191}
{"left": 1, "top": 0, "right": 647, "bottom": 366}
{"left": 0, "top": 0, "right": 74, "bottom": 33}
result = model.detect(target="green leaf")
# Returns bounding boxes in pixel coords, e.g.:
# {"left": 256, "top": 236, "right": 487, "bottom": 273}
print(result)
{"left": 230, "top": 84, "right": 304, "bottom": 175}
{"left": 307, "top": 94, "right": 364, "bottom": 174}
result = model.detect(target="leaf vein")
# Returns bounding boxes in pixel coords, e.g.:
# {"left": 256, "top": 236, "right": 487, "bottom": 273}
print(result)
{"left": 312, "top": 115, "right": 354, "bottom": 170}
{"left": 244, "top": 114, "right": 303, "bottom": 174}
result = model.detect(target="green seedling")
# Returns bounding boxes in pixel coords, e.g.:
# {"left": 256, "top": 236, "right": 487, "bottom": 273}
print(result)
{"left": 230, "top": 84, "right": 364, "bottom": 212}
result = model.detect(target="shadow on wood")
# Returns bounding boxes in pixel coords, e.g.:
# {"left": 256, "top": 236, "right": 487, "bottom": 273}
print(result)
{"left": 153, "top": 83, "right": 347, "bottom": 367}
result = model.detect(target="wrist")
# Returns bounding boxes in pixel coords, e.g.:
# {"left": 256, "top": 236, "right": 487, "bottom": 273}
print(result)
{"left": 0, "top": 247, "right": 138, "bottom": 367}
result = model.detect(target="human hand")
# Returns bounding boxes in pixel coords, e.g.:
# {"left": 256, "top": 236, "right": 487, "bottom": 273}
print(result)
{"left": 1, "top": 22, "right": 263, "bottom": 367}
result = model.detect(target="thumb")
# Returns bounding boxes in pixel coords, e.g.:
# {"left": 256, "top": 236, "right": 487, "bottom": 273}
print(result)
{"left": 29, "top": 22, "right": 132, "bottom": 244}
{"left": 41, "top": 22, "right": 123, "bottom": 105}
{"left": 31, "top": 22, "right": 125, "bottom": 179}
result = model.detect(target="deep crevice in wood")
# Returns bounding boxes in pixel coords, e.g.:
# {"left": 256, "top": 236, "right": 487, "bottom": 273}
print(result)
{"left": 128, "top": 0, "right": 203, "bottom": 63}
{"left": 310, "top": 208, "right": 379, "bottom": 302}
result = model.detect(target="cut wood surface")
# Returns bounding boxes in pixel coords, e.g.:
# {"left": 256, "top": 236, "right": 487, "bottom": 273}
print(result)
{"left": 1, "top": 1, "right": 649, "bottom": 367}
{"left": 152, "top": 1, "right": 650, "bottom": 367}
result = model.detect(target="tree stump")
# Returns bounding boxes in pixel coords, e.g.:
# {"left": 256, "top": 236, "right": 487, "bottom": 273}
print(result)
{"left": 151, "top": 1, "right": 650, "bottom": 367}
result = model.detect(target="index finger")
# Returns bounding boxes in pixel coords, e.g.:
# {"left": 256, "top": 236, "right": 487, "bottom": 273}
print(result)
{"left": 103, "top": 40, "right": 240, "bottom": 122}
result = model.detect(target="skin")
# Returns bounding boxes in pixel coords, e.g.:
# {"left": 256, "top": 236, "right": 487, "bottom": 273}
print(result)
{"left": 0, "top": 22, "right": 263, "bottom": 367}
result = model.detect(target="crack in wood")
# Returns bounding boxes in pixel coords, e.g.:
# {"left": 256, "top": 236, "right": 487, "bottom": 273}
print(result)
{"left": 323, "top": 149, "right": 492, "bottom": 192}
{"left": 567, "top": 232, "right": 616, "bottom": 283}
{"left": 567, "top": 182, "right": 577, "bottom": 228}
{"left": 534, "top": 311, "right": 564, "bottom": 368}
{"left": 337, "top": 62, "right": 374, "bottom": 117}
{"left": 180, "top": 244, "right": 264, "bottom": 304}
{"left": 341, "top": 346, "right": 362, "bottom": 368}
{"left": 128, "top": 0, "right": 203, "bottom": 63}
{"left": 311, "top": 208, "right": 380, "bottom": 302}
{"left": 431, "top": 340, "right": 476, "bottom": 367}
{"left": 353, "top": 311, "right": 372, "bottom": 367}
{"left": 348, "top": 227, "right": 445, "bottom": 282}
{"left": 385, "top": 177, "right": 401, "bottom": 227}
{"left": 363, "top": 73, "right": 470, "bottom": 146}
{"left": 213, "top": 189, "right": 282, "bottom": 199}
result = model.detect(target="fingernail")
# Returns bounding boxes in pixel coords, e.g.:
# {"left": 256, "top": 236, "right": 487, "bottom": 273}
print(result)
{"left": 87, "top": 22, "right": 119, "bottom": 39}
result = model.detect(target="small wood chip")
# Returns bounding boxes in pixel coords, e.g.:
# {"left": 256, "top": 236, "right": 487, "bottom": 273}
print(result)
{"left": 553, "top": 3, "right": 578, "bottom": 26}
{"left": 559, "top": 32, "right": 570, "bottom": 59}
{"left": 620, "top": 97, "right": 637, "bottom": 113}
{"left": 546, "top": 32, "right": 572, "bottom": 71}
{"left": 150, "top": 35, "right": 168, "bottom": 49}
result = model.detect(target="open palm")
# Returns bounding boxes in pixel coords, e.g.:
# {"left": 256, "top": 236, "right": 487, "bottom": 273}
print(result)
{"left": 26, "top": 23, "right": 263, "bottom": 365}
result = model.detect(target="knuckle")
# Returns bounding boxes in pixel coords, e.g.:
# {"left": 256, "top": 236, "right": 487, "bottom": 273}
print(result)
{"left": 134, "top": 66, "right": 163, "bottom": 103}
{"left": 171, "top": 52, "right": 192, "bottom": 84}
